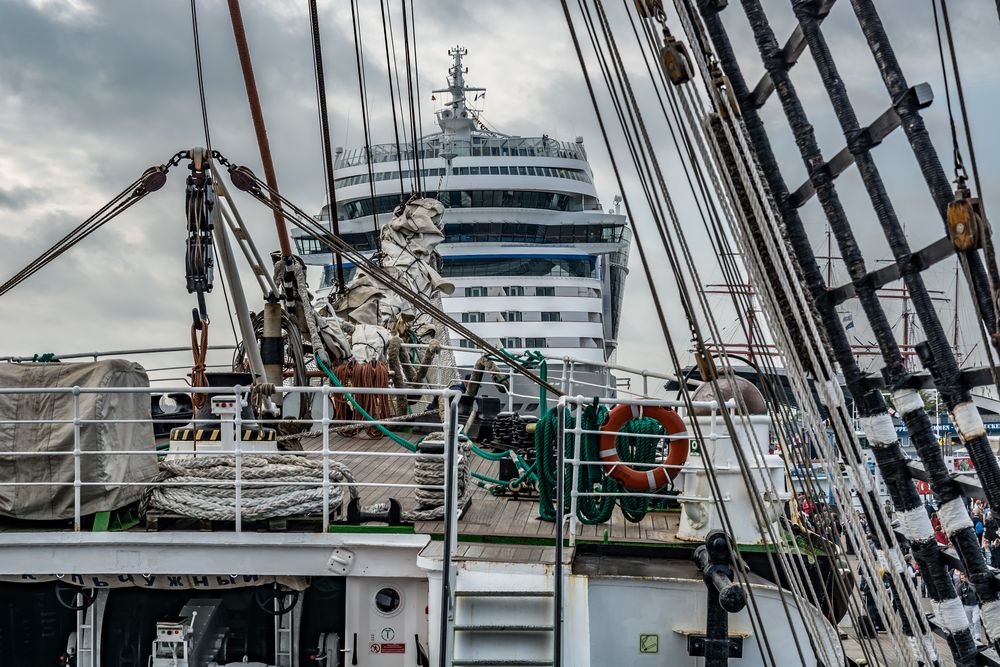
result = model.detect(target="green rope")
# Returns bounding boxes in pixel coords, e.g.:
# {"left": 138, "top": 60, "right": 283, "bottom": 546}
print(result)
{"left": 318, "top": 357, "right": 539, "bottom": 486}
{"left": 614, "top": 417, "right": 665, "bottom": 522}
{"left": 534, "top": 406, "right": 665, "bottom": 524}
{"left": 316, "top": 357, "right": 417, "bottom": 452}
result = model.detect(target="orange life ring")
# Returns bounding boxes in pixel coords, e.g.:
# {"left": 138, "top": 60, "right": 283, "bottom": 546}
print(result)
{"left": 599, "top": 405, "right": 689, "bottom": 491}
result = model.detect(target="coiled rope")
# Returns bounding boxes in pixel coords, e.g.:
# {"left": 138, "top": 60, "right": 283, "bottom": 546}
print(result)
{"left": 141, "top": 454, "right": 357, "bottom": 522}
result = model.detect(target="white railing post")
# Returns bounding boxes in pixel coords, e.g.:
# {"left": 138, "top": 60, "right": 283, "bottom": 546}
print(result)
{"left": 438, "top": 390, "right": 460, "bottom": 667}
{"left": 507, "top": 366, "right": 515, "bottom": 413}
{"left": 322, "top": 386, "right": 331, "bottom": 532}
{"left": 569, "top": 399, "right": 584, "bottom": 547}
{"left": 234, "top": 385, "right": 243, "bottom": 532}
{"left": 72, "top": 386, "right": 82, "bottom": 531}
{"left": 642, "top": 370, "right": 649, "bottom": 397}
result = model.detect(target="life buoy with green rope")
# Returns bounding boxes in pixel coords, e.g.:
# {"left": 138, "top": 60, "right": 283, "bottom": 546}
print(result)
{"left": 599, "top": 404, "right": 689, "bottom": 491}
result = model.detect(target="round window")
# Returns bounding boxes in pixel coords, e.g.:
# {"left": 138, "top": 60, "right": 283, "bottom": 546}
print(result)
{"left": 374, "top": 587, "right": 402, "bottom": 616}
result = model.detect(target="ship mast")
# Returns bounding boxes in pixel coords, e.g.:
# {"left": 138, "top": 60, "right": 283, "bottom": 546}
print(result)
{"left": 431, "top": 46, "right": 486, "bottom": 161}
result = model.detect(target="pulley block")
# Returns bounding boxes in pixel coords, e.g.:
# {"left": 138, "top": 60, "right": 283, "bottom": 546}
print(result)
{"left": 660, "top": 30, "right": 693, "bottom": 85}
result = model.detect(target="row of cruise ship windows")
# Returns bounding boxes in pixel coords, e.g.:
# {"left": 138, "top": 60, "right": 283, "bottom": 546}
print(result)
{"left": 457, "top": 337, "right": 601, "bottom": 349}
{"left": 442, "top": 257, "right": 596, "bottom": 280}
{"left": 334, "top": 165, "right": 592, "bottom": 189}
{"left": 344, "top": 190, "right": 590, "bottom": 219}
{"left": 460, "top": 311, "right": 601, "bottom": 323}
{"left": 463, "top": 286, "right": 600, "bottom": 298}
{"left": 295, "top": 224, "right": 629, "bottom": 254}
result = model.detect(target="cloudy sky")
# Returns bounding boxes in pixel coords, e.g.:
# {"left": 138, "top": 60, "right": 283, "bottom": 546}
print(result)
{"left": 0, "top": 0, "right": 998, "bottom": 384}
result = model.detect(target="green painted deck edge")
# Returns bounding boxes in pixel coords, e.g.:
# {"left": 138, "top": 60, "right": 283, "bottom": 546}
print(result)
{"left": 327, "top": 524, "right": 415, "bottom": 534}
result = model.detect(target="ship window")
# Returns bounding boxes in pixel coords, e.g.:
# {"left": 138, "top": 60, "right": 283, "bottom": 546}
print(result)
{"left": 541, "top": 312, "right": 561, "bottom": 322}
{"left": 535, "top": 287, "right": 555, "bottom": 296}
{"left": 458, "top": 339, "right": 476, "bottom": 348}
{"left": 374, "top": 587, "right": 402, "bottom": 615}
{"left": 462, "top": 312, "right": 486, "bottom": 323}
{"left": 465, "top": 287, "right": 487, "bottom": 297}
{"left": 527, "top": 166, "right": 537, "bottom": 176}
{"left": 504, "top": 311, "right": 523, "bottom": 322}
{"left": 518, "top": 166, "right": 528, "bottom": 176}
{"left": 526, "top": 338, "right": 547, "bottom": 348}
{"left": 499, "top": 166, "right": 510, "bottom": 175}
{"left": 501, "top": 337, "right": 522, "bottom": 348}
{"left": 504, "top": 286, "right": 525, "bottom": 296}
{"left": 470, "top": 166, "right": 480, "bottom": 175}
{"left": 490, "top": 166, "right": 500, "bottom": 175}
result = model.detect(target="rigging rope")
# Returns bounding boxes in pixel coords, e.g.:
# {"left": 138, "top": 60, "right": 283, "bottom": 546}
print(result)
{"left": 0, "top": 152, "right": 183, "bottom": 299}
{"left": 307, "top": 0, "right": 345, "bottom": 289}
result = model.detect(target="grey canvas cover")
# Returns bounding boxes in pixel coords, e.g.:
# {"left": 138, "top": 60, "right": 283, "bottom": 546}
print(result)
{"left": 0, "top": 360, "right": 158, "bottom": 519}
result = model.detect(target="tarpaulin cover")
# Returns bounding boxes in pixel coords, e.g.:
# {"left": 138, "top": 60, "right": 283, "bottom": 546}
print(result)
{"left": 0, "top": 360, "right": 158, "bottom": 519}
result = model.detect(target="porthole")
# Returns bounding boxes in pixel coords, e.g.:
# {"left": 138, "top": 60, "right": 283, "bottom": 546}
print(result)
{"left": 373, "top": 586, "right": 403, "bottom": 616}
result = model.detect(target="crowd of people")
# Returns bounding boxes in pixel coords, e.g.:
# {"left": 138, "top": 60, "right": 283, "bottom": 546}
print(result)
{"left": 796, "top": 490, "right": 998, "bottom": 646}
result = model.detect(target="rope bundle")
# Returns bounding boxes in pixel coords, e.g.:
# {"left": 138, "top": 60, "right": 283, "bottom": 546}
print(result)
{"left": 142, "top": 454, "right": 358, "bottom": 522}
{"left": 534, "top": 405, "right": 665, "bottom": 524}
{"left": 405, "top": 433, "right": 471, "bottom": 522}
{"left": 330, "top": 359, "right": 391, "bottom": 436}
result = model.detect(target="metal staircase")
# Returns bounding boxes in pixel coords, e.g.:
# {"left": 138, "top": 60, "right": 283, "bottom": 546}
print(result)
{"left": 450, "top": 584, "right": 555, "bottom": 667}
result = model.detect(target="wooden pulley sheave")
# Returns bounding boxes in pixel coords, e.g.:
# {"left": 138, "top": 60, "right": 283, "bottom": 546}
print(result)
{"left": 708, "top": 62, "right": 741, "bottom": 120}
{"left": 660, "top": 27, "right": 693, "bottom": 86}
{"left": 947, "top": 178, "right": 986, "bottom": 252}
{"left": 634, "top": 0, "right": 665, "bottom": 20}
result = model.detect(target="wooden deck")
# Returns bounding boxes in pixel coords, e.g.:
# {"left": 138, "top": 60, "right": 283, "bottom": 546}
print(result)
{"left": 300, "top": 430, "right": 684, "bottom": 548}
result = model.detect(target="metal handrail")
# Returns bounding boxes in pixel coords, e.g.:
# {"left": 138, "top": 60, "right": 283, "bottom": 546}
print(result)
{"left": 0, "top": 384, "right": 461, "bottom": 537}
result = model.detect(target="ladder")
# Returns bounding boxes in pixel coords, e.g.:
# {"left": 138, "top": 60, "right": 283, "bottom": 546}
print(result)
{"left": 450, "top": 580, "right": 555, "bottom": 667}
{"left": 273, "top": 592, "right": 298, "bottom": 667}
{"left": 76, "top": 604, "right": 96, "bottom": 667}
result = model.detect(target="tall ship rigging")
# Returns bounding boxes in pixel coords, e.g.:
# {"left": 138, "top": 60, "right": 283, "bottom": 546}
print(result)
{"left": 2, "top": 1, "right": 1000, "bottom": 666}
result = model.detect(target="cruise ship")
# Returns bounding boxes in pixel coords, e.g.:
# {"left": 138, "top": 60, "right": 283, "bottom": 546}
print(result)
{"left": 292, "top": 47, "right": 630, "bottom": 366}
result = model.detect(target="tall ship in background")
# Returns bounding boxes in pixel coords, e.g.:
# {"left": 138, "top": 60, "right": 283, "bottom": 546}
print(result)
{"left": 292, "top": 47, "right": 631, "bottom": 366}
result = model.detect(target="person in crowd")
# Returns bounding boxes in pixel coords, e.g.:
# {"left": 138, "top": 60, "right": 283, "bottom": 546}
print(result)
{"left": 905, "top": 555, "right": 919, "bottom": 599}
{"left": 932, "top": 512, "right": 948, "bottom": 546}
{"left": 859, "top": 564, "right": 886, "bottom": 633}
{"left": 958, "top": 571, "right": 983, "bottom": 644}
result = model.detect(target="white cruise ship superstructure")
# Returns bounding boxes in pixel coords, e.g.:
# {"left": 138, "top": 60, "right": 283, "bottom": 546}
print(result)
{"left": 292, "top": 47, "right": 630, "bottom": 366}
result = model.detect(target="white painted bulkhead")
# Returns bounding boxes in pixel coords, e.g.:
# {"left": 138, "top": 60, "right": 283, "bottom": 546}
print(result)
{"left": 421, "top": 557, "right": 842, "bottom": 666}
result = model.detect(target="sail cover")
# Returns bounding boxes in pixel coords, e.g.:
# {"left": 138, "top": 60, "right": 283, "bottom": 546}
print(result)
{"left": 0, "top": 360, "right": 157, "bottom": 520}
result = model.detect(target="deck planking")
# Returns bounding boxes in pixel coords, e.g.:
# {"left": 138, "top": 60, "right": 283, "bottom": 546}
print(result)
{"left": 301, "top": 430, "right": 683, "bottom": 550}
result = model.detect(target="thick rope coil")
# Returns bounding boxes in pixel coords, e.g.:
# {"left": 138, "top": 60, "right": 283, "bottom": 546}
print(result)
{"left": 141, "top": 454, "right": 357, "bottom": 522}
{"left": 404, "top": 433, "right": 471, "bottom": 522}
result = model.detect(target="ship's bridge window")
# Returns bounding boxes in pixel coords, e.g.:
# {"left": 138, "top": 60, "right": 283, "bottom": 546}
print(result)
{"left": 299, "top": 223, "right": 625, "bottom": 253}
{"left": 442, "top": 257, "right": 597, "bottom": 280}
